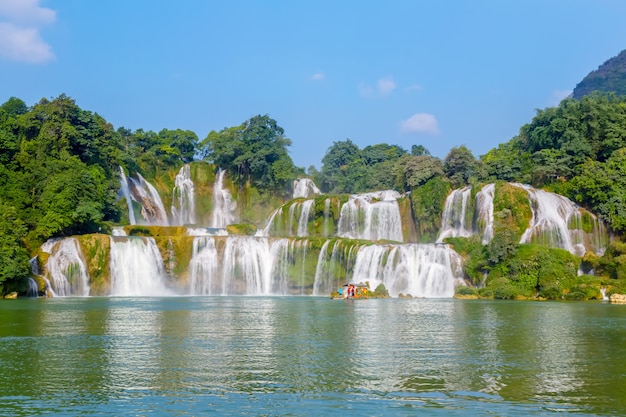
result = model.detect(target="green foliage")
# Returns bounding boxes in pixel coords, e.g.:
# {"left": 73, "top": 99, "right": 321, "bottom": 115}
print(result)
{"left": 444, "top": 145, "right": 483, "bottom": 187}
{"left": 373, "top": 283, "right": 389, "bottom": 297}
{"left": 485, "top": 244, "right": 580, "bottom": 300}
{"left": 410, "top": 177, "right": 450, "bottom": 242}
{"left": 445, "top": 236, "right": 488, "bottom": 285}
{"left": 0, "top": 202, "right": 31, "bottom": 295}
{"left": 573, "top": 49, "right": 626, "bottom": 99}
{"left": 200, "top": 115, "right": 300, "bottom": 193}
{"left": 393, "top": 154, "right": 444, "bottom": 191}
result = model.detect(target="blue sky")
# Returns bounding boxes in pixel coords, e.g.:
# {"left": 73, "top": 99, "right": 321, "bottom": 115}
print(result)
{"left": 1, "top": 0, "right": 626, "bottom": 169}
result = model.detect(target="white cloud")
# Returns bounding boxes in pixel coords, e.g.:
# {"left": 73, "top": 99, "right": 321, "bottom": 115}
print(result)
{"left": 359, "top": 76, "right": 396, "bottom": 98}
{"left": 0, "top": 0, "right": 55, "bottom": 23}
{"left": 377, "top": 76, "right": 396, "bottom": 95}
{"left": 0, "top": 0, "right": 55, "bottom": 63}
{"left": 400, "top": 113, "right": 440, "bottom": 135}
{"left": 0, "top": 22, "right": 53, "bottom": 62}
{"left": 310, "top": 72, "right": 325, "bottom": 81}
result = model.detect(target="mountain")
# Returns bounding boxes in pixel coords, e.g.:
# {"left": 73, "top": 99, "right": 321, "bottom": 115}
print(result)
{"left": 572, "top": 49, "right": 626, "bottom": 99}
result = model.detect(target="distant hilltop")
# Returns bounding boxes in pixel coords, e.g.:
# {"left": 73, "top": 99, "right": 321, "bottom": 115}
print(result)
{"left": 573, "top": 49, "right": 626, "bottom": 99}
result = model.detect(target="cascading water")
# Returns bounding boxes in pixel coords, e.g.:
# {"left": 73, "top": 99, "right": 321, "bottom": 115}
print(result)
{"left": 350, "top": 243, "right": 465, "bottom": 298}
{"left": 437, "top": 186, "right": 473, "bottom": 242}
{"left": 129, "top": 173, "right": 169, "bottom": 226}
{"left": 27, "top": 277, "right": 39, "bottom": 297}
{"left": 188, "top": 236, "right": 311, "bottom": 295}
{"left": 475, "top": 183, "right": 495, "bottom": 244}
{"left": 43, "top": 238, "right": 90, "bottom": 296}
{"left": 211, "top": 169, "right": 236, "bottom": 228}
{"left": 337, "top": 190, "right": 403, "bottom": 242}
{"left": 109, "top": 237, "right": 172, "bottom": 296}
{"left": 295, "top": 200, "right": 314, "bottom": 237}
{"left": 171, "top": 164, "right": 196, "bottom": 226}
{"left": 293, "top": 178, "right": 321, "bottom": 199}
{"left": 312, "top": 240, "right": 360, "bottom": 296}
{"left": 118, "top": 166, "right": 137, "bottom": 225}
{"left": 515, "top": 184, "right": 589, "bottom": 256}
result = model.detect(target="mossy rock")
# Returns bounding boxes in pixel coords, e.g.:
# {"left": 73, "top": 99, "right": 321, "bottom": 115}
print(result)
{"left": 226, "top": 223, "right": 258, "bottom": 236}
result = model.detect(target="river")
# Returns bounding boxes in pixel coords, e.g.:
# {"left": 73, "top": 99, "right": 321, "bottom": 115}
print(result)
{"left": 1, "top": 297, "right": 625, "bottom": 416}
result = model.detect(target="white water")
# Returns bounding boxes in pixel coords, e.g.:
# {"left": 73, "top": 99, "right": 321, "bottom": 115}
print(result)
{"left": 189, "top": 236, "right": 311, "bottom": 295}
{"left": 293, "top": 178, "right": 321, "bottom": 199}
{"left": 312, "top": 240, "right": 360, "bottom": 296}
{"left": 129, "top": 173, "right": 169, "bottom": 226}
{"left": 27, "top": 277, "right": 39, "bottom": 297}
{"left": 515, "top": 184, "right": 587, "bottom": 256}
{"left": 171, "top": 164, "right": 196, "bottom": 226}
{"left": 211, "top": 169, "right": 236, "bottom": 228}
{"left": 337, "top": 191, "right": 403, "bottom": 242}
{"left": 350, "top": 243, "right": 464, "bottom": 298}
{"left": 118, "top": 166, "right": 137, "bottom": 225}
{"left": 43, "top": 238, "right": 90, "bottom": 296}
{"left": 296, "top": 200, "right": 314, "bottom": 237}
{"left": 437, "top": 186, "right": 473, "bottom": 242}
{"left": 109, "top": 237, "right": 172, "bottom": 296}
{"left": 475, "top": 183, "right": 495, "bottom": 244}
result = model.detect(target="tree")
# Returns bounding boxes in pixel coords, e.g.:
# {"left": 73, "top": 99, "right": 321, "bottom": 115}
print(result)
{"left": 444, "top": 145, "right": 477, "bottom": 187}
{"left": 0, "top": 202, "right": 30, "bottom": 295}
{"left": 201, "top": 115, "right": 298, "bottom": 191}
{"left": 393, "top": 154, "right": 443, "bottom": 190}
{"left": 320, "top": 139, "right": 362, "bottom": 193}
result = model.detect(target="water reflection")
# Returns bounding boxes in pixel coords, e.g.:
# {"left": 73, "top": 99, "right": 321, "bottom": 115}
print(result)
{"left": 1, "top": 297, "right": 626, "bottom": 416}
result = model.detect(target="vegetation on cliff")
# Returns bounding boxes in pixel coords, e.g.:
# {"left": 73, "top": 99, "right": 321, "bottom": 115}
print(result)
{"left": 3, "top": 49, "right": 626, "bottom": 298}
{"left": 573, "top": 49, "right": 626, "bottom": 99}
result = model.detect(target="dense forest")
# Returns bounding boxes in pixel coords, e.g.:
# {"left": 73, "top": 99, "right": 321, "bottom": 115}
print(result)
{"left": 573, "top": 49, "right": 626, "bottom": 99}
{"left": 3, "top": 85, "right": 626, "bottom": 298}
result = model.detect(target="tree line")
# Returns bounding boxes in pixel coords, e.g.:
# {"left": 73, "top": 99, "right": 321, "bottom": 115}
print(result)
{"left": 2, "top": 91, "right": 626, "bottom": 294}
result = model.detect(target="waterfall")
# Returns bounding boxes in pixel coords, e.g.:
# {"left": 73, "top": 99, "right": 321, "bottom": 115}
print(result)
{"left": 270, "top": 238, "right": 309, "bottom": 295}
{"left": 211, "top": 169, "right": 236, "bottom": 228}
{"left": 189, "top": 236, "right": 311, "bottom": 295}
{"left": 312, "top": 240, "right": 361, "bottom": 295}
{"left": 296, "top": 200, "right": 314, "bottom": 237}
{"left": 118, "top": 166, "right": 137, "bottom": 225}
{"left": 337, "top": 190, "right": 403, "bottom": 242}
{"left": 129, "top": 173, "right": 169, "bottom": 226}
{"left": 27, "top": 278, "right": 39, "bottom": 297}
{"left": 109, "top": 237, "right": 172, "bottom": 296}
{"left": 515, "top": 184, "right": 588, "bottom": 256}
{"left": 437, "top": 186, "right": 473, "bottom": 242}
{"left": 189, "top": 236, "right": 219, "bottom": 295}
{"left": 171, "top": 164, "right": 196, "bottom": 226}
{"left": 475, "top": 183, "right": 495, "bottom": 244}
{"left": 43, "top": 238, "right": 90, "bottom": 296}
{"left": 293, "top": 178, "right": 321, "bottom": 199}
{"left": 350, "top": 243, "right": 464, "bottom": 298}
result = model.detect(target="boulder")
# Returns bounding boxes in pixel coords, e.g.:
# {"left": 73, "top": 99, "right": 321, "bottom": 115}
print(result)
{"left": 609, "top": 293, "right": 626, "bottom": 304}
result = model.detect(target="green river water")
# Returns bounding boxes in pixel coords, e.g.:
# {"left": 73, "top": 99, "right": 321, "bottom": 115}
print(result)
{"left": 1, "top": 297, "right": 625, "bottom": 416}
